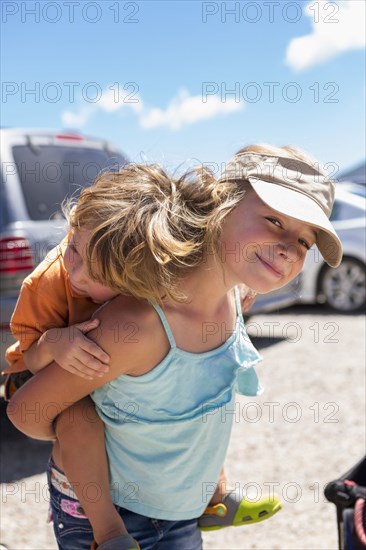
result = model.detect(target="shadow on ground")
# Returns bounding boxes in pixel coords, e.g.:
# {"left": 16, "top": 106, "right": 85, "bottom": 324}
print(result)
{"left": 0, "top": 398, "right": 52, "bottom": 483}
{"left": 249, "top": 335, "right": 286, "bottom": 350}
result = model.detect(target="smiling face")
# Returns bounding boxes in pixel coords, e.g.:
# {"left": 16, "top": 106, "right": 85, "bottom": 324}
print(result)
{"left": 220, "top": 189, "right": 318, "bottom": 293}
{"left": 63, "top": 229, "right": 119, "bottom": 303}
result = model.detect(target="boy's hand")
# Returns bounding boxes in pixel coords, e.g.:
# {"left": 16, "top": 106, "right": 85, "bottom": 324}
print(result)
{"left": 239, "top": 285, "right": 257, "bottom": 313}
{"left": 45, "top": 318, "right": 110, "bottom": 379}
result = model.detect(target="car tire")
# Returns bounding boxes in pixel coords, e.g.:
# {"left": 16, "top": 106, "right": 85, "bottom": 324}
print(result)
{"left": 318, "top": 257, "right": 366, "bottom": 313}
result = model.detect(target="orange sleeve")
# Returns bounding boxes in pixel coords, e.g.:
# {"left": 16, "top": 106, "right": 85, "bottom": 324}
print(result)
{"left": 4, "top": 246, "right": 70, "bottom": 372}
{"left": 4, "top": 341, "right": 26, "bottom": 373}
{"left": 9, "top": 277, "right": 68, "bottom": 352}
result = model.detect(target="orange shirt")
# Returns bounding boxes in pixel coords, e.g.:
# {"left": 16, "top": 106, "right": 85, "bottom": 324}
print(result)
{"left": 4, "top": 238, "right": 100, "bottom": 374}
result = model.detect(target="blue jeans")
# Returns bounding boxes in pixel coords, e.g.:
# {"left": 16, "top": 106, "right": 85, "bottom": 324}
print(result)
{"left": 47, "top": 461, "right": 203, "bottom": 550}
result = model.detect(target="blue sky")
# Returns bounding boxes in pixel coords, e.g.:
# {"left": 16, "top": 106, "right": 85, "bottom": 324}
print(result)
{"left": 2, "top": 0, "right": 365, "bottom": 177}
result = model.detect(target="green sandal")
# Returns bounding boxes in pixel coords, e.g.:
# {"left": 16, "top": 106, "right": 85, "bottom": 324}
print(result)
{"left": 198, "top": 488, "right": 282, "bottom": 531}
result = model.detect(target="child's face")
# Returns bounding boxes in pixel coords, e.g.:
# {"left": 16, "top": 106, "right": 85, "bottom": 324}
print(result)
{"left": 64, "top": 229, "right": 119, "bottom": 304}
{"left": 221, "top": 190, "right": 318, "bottom": 294}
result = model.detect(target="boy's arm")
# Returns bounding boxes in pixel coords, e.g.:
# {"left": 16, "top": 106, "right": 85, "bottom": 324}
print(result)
{"left": 7, "top": 296, "right": 157, "bottom": 440}
{"left": 9, "top": 244, "right": 110, "bottom": 378}
{"left": 23, "top": 318, "right": 110, "bottom": 378}
{"left": 9, "top": 274, "right": 68, "bottom": 365}
{"left": 22, "top": 330, "right": 57, "bottom": 373}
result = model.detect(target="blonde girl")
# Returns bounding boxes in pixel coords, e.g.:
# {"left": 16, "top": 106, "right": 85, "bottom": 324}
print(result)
{"left": 8, "top": 145, "right": 342, "bottom": 550}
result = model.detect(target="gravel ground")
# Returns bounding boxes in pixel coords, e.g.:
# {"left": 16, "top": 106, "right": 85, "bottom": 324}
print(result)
{"left": 1, "top": 305, "right": 365, "bottom": 550}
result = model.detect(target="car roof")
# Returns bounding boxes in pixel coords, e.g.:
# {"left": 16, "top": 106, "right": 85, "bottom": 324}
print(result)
{"left": 335, "top": 185, "right": 366, "bottom": 210}
{"left": 0, "top": 128, "right": 106, "bottom": 144}
{"left": 0, "top": 128, "right": 122, "bottom": 154}
{"left": 1, "top": 128, "right": 97, "bottom": 139}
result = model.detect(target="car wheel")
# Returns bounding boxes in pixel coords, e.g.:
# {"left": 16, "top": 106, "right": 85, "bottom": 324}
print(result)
{"left": 319, "top": 257, "right": 366, "bottom": 313}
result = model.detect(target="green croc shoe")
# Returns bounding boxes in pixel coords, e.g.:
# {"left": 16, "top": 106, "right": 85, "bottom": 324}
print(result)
{"left": 198, "top": 488, "right": 282, "bottom": 531}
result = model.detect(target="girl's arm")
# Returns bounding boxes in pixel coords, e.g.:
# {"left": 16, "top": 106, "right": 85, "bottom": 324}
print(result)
{"left": 7, "top": 296, "right": 163, "bottom": 440}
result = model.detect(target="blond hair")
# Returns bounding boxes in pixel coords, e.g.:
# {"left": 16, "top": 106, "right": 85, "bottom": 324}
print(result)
{"left": 68, "top": 163, "right": 244, "bottom": 304}
{"left": 68, "top": 145, "right": 317, "bottom": 305}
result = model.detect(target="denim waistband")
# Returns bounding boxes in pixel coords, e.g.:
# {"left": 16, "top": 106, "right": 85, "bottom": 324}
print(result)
{"left": 48, "top": 457, "right": 78, "bottom": 500}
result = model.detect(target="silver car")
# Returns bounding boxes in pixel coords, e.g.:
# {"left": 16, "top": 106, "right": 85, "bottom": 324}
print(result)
{"left": 249, "top": 185, "right": 366, "bottom": 314}
{"left": 0, "top": 128, "right": 128, "bottom": 371}
{"left": 299, "top": 185, "right": 365, "bottom": 312}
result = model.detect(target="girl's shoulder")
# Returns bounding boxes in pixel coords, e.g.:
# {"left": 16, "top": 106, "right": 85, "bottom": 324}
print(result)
{"left": 95, "top": 294, "right": 158, "bottom": 331}
{"left": 92, "top": 295, "right": 171, "bottom": 377}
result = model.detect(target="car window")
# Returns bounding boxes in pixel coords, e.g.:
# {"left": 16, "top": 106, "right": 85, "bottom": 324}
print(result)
{"left": 330, "top": 200, "right": 363, "bottom": 221}
{"left": 12, "top": 145, "right": 127, "bottom": 220}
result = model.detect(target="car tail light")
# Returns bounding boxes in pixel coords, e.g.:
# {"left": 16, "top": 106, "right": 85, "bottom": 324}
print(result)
{"left": 55, "top": 133, "right": 84, "bottom": 141}
{"left": 0, "top": 237, "right": 34, "bottom": 274}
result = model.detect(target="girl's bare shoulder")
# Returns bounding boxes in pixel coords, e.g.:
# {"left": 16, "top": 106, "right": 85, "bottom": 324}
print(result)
{"left": 91, "top": 295, "right": 170, "bottom": 376}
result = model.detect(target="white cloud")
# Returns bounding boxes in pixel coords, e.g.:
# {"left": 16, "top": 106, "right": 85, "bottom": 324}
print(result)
{"left": 286, "top": 0, "right": 365, "bottom": 71}
{"left": 140, "top": 90, "right": 244, "bottom": 130}
{"left": 62, "top": 105, "right": 94, "bottom": 127}
{"left": 61, "top": 85, "right": 143, "bottom": 127}
{"left": 62, "top": 88, "right": 244, "bottom": 131}
{"left": 98, "top": 86, "right": 144, "bottom": 114}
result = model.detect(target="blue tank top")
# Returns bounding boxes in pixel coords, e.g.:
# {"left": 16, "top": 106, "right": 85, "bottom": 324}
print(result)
{"left": 91, "top": 287, "right": 263, "bottom": 520}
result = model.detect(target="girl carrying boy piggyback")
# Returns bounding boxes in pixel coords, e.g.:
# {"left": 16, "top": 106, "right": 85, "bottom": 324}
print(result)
{"left": 7, "top": 144, "right": 342, "bottom": 550}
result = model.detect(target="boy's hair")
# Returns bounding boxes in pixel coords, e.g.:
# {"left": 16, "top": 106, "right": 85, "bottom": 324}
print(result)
{"left": 67, "top": 163, "right": 245, "bottom": 304}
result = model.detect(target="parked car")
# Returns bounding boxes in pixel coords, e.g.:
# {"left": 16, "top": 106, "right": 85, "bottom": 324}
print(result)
{"left": 245, "top": 278, "right": 300, "bottom": 314}
{"left": 0, "top": 128, "right": 128, "bottom": 372}
{"left": 249, "top": 186, "right": 366, "bottom": 314}
{"left": 338, "top": 160, "right": 365, "bottom": 186}
{"left": 300, "top": 187, "right": 365, "bottom": 312}
{"left": 337, "top": 181, "right": 366, "bottom": 198}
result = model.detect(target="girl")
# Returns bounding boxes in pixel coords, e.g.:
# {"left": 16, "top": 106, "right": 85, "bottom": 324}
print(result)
{"left": 4, "top": 170, "right": 277, "bottom": 550}
{"left": 8, "top": 144, "right": 342, "bottom": 550}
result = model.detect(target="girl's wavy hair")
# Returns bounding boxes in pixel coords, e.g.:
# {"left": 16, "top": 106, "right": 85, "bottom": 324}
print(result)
{"left": 65, "top": 163, "right": 246, "bottom": 304}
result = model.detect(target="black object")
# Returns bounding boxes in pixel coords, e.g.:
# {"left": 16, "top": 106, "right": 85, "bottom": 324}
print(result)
{"left": 4, "top": 370, "right": 34, "bottom": 401}
{"left": 324, "top": 456, "right": 366, "bottom": 549}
